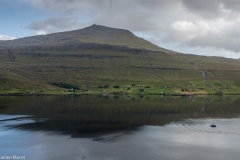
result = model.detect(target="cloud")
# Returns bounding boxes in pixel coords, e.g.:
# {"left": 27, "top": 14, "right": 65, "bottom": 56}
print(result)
{"left": 23, "top": 0, "right": 240, "bottom": 58}
{"left": 181, "top": 0, "right": 223, "bottom": 19}
{"left": 170, "top": 20, "right": 209, "bottom": 41}
{"left": 181, "top": 0, "right": 240, "bottom": 19}
{"left": 25, "top": 17, "right": 82, "bottom": 35}
{"left": 24, "top": 0, "right": 176, "bottom": 36}
{"left": 163, "top": 19, "right": 240, "bottom": 53}
{"left": 23, "top": 0, "right": 110, "bottom": 12}
{"left": 0, "top": 35, "right": 16, "bottom": 40}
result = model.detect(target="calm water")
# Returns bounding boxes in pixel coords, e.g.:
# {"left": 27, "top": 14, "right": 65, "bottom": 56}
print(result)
{"left": 1, "top": 95, "right": 240, "bottom": 160}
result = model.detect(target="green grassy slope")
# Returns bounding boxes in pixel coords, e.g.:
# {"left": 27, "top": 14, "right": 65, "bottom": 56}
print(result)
{"left": 1, "top": 47, "right": 240, "bottom": 95}
{"left": 172, "top": 53, "right": 240, "bottom": 93}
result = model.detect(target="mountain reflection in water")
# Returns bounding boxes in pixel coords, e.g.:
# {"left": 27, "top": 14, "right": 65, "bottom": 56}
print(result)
{"left": 0, "top": 95, "right": 240, "bottom": 137}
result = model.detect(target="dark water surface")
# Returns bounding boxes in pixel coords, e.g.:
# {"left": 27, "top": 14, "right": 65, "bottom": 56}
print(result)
{"left": 1, "top": 95, "right": 240, "bottom": 160}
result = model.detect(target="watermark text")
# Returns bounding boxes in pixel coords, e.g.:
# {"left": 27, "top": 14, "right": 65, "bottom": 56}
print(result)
{"left": 0, "top": 155, "right": 26, "bottom": 160}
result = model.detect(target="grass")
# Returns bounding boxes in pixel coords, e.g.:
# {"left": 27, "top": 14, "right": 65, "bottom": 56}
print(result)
{"left": 1, "top": 47, "right": 240, "bottom": 95}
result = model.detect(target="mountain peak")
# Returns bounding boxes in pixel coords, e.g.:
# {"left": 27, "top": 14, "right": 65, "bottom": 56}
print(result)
{"left": 78, "top": 24, "right": 132, "bottom": 35}
{"left": 86, "top": 24, "right": 129, "bottom": 31}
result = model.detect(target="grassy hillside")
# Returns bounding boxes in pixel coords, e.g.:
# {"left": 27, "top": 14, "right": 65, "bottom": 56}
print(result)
{"left": 0, "top": 25, "right": 240, "bottom": 95}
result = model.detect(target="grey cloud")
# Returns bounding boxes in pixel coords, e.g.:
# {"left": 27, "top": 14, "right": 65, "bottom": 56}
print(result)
{"left": 25, "top": 0, "right": 174, "bottom": 36}
{"left": 181, "top": 0, "right": 221, "bottom": 18}
{"left": 95, "top": 5, "right": 162, "bottom": 34}
{"left": 93, "top": 0, "right": 183, "bottom": 36}
{"left": 182, "top": 0, "right": 240, "bottom": 19}
{"left": 24, "top": 0, "right": 110, "bottom": 12}
{"left": 25, "top": 17, "right": 82, "bottom": 34}
{"left": 222, "top": 0, "right": 240, "bottom": 11}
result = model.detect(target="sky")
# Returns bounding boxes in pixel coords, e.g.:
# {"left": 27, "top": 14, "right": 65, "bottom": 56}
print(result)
{"left": 1, "top": 0, "right": 240, "bottom": 59}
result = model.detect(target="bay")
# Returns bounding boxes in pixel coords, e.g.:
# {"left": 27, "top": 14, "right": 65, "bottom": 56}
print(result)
{"left": 0, "top": 95, "right": 240, "bottom": 160}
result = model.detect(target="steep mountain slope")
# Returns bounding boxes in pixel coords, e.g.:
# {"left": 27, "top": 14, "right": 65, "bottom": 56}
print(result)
{"left": 0, "top": 25, "right": 240, "bottom": 95}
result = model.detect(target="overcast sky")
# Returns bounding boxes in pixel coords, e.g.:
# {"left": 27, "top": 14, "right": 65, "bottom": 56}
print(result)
{"left": 1, "top": 0, "right": 240, "bottom": 59}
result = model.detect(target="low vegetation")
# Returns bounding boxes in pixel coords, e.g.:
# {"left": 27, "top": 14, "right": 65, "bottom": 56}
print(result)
{"left": 49, "top": 82, "right": 80, "bottom": 90}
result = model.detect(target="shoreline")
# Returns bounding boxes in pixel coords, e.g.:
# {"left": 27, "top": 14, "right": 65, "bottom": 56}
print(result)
{"left": 0, "top": 92, "right": 240, "bottom": 96}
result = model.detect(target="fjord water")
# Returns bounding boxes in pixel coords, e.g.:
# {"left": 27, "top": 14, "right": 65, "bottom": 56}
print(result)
{"left": 1, "top": 95, "right": 240, "bottom": 160}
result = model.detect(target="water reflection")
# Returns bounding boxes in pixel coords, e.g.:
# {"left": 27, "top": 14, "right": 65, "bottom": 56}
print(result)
{"left": 0, "top": 95, "right": 240, "bottom": 137}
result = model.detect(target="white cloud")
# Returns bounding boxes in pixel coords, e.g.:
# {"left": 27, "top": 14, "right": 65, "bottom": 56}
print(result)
{"left": 171, "top": 20, "right": 209, "bottom": 41}
{"left": 0, "top": 35, "right": 16, "bottom": 40}
{"left": 160, "top": 18, "right": 240, "bottom": 55}
{"left": 35, "top": 30, "right": 47, "bottom": 35}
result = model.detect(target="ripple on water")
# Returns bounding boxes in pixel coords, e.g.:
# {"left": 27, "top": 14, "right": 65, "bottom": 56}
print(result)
{"left": 166, "top": 118, "right": 240, "bottom": 136}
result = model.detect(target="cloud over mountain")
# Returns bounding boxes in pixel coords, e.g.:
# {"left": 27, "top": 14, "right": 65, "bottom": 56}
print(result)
{"left": 22, "top": 0, "right": 240, "bottom": 58}
{"left": 25, "top": 17, "right": 81, "bottom": 35}
{"left": 0, "top": 35, "right": 16, "bottom": 40}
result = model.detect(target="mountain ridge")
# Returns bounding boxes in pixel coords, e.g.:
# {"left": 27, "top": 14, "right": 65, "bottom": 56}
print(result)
{"left": 0, "top": 24, "right": 165, "bottom": 52}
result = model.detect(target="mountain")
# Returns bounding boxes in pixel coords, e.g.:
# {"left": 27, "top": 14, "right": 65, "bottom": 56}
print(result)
{"left": 0, "top": 25, "right": 240, "bottom": 95}
{"left": 0, "top": 24, "right": 164, "bottom": 51}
